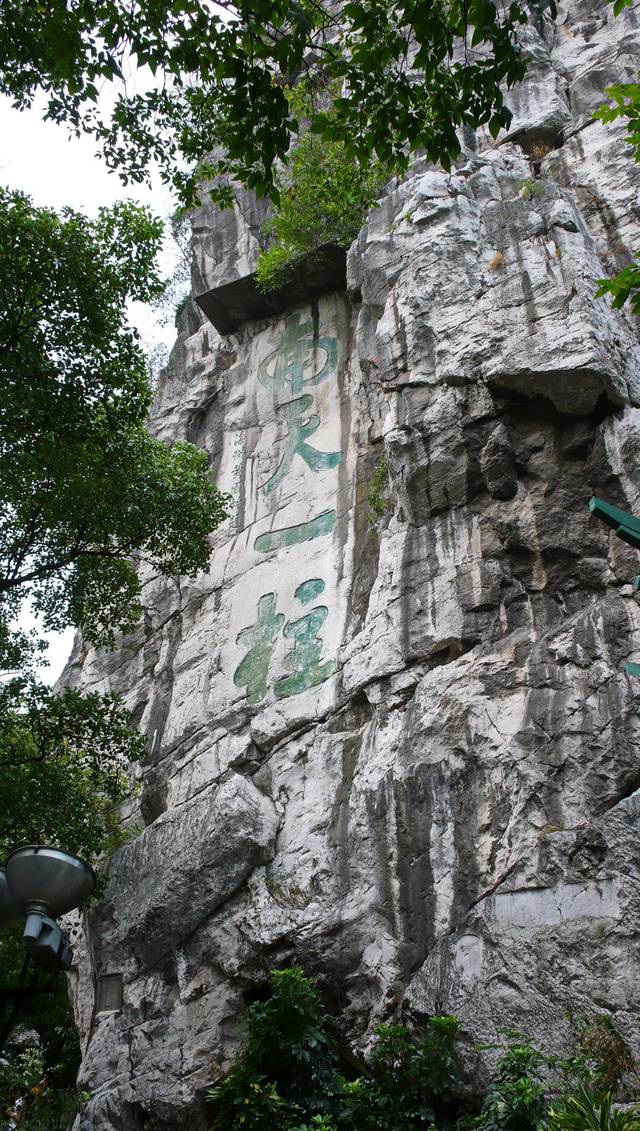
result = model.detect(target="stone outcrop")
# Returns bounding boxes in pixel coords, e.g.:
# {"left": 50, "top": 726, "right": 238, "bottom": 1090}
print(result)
{"left": 65, "top": 2, "right": 640, "bottom": 1126}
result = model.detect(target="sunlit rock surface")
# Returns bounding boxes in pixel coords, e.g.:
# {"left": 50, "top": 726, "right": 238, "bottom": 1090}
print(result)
{"left": 66, "top": 2, "right": 640, "bottom": 1126}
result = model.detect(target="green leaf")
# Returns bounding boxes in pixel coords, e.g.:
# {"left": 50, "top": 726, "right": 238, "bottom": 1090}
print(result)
{"left": 488, "top": 114, "right": 502, "bottom": 139}
{"left": 0, "top": 0, "right": 542, "bottom": 204}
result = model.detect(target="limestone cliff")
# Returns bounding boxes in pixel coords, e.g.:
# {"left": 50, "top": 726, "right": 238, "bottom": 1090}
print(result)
{"left": 65, "top": 2, "right": 640, "bottom": 1126}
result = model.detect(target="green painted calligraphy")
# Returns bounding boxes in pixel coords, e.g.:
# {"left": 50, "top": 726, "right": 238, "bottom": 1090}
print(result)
{"left": 254, "top": 509, "right": 336, "bottom": 553}
{"left": 258, "top": 312, "right": 338, "bottom": 395}
{"left": 265, "top": 395, "right": 341, "bottom": 494}
{"left": 294, "top": 578, "right": 326, "bottom": 605}
{"left": 233, "top": 593, "right": 285, "bottom": 704}
{"left": 274, "top": 579, "right": 337, "bottom": 699}
{"left": 234, "top": 580, "right": 337, "bottom": 704}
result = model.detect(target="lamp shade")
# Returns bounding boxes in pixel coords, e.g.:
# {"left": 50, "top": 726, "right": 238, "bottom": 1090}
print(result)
{"left": 0, "top": 867, "right": 19, "bottom": 928}
{"left": 5, "top": 847, "right": 96, "bottom": 917}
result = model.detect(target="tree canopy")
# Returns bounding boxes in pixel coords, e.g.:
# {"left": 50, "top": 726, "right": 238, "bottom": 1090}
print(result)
{"left": 0, "top": 187, "right": 229, "bottom": 651}
{"left": 0, "top": 187, "right": 229, "bottom": 861}
{"left": 0, "top": 0, "right": 557, "bottom": 208}
{"left": 0, "top": 186, "right": 231, "bottom": 1119}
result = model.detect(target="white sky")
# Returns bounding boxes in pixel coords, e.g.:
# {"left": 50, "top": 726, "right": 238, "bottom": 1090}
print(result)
{"left": 1, "top": 94, "right": 182, "bottom": 684}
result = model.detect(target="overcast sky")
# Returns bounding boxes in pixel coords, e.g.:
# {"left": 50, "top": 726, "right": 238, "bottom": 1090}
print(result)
{"left": 1, "top": 93, "right": 181, "bottom": 684}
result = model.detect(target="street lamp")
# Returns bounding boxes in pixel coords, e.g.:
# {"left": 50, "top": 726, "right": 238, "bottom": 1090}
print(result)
{"left": 0, "top": 846, "right": 96, "bottom": 1054}
{"left": 0, "top": 868, "right": 19, "bottom": 930}
{"left": 4, "top": 847, "right": 96, "bottom": 970}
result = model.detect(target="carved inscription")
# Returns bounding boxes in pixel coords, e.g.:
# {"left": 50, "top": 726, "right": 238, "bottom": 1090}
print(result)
{"left": 258, "top": 311, "right": 338, "bottom": 395}
{"left": 233, "top": 594, "right": 285, "bottom": 705}
{"left": 275, "top": 579, "right": 336, "bottom": 698}
{"left": 235, "top": 310, "right": 341, "bottom": 702}
{"left": 254, "top": 509, "right": 337, "bottom": 553}
{"left": 263, "top": 395, "right": 341, "bottom": 494}
{"left": 235, "top": 580, "right": 336, "bottom": 703}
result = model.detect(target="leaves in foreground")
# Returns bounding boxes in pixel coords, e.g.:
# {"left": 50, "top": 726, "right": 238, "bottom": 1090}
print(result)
{"left": 0, "top": 677, "right": 144, "bottom": 862}
{"left": 0, "top": 0, "right": 558, "bottom": 207}
{"left": 0, "top": 187, "right": 230, "bottom": 649}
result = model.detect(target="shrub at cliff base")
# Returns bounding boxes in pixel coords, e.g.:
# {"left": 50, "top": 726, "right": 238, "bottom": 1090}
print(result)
{"left": 207, "top": 968, "right": 640, "bottom": 1131}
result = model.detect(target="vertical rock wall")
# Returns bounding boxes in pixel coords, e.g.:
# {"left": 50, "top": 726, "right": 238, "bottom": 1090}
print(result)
{"left": 67, "top": 2, "right": 640, "bottom": 1126}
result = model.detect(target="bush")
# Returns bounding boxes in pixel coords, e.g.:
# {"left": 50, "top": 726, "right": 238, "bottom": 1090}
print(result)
{"left": 547, "top": 1084, "right": 640, "bottom": 1130}
{"left": 0, "top": 1017, "right": 87, "bottom": 1129}
{"left": 343, "top": 1017, "right": 463, "bottom": 1129}
{"left": 473, "top": 1045, "right": 547, "bottom": 1131}
{"left": 207, "top": 969, "right": 465, "bottom": 1131}
{"left": 367, "top": 458, "right": 389, "bottom": 525}
{"left": 207, "top": 969, "right": 640, "bottom": 1131}
{"left": 207, "top": 968, "right": 340, "bottom": 1129}
{"left": 255, "top": 88, "right": 385, "bottom": 293}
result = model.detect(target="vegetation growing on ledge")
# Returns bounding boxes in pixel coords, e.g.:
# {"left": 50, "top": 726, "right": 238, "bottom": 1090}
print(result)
{"left": 255, "top": 86, "right": 385, "bottom": 293}
{"left": 207, "top": 968, "right": 640, "bottom": 1131}
{"left": 367, "top": 457, "right": 390, "bottom": 526}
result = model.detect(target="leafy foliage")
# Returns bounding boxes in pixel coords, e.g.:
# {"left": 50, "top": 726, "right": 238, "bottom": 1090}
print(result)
{"left": 0, "top": 187, "right": 230, "bottom": 649}
{"left": 208, "top": 968, "right": 340, "bottom": 1128}
{"left": 0, "top": 0, "right": 556, "bottom": 207}
{"left": 367, "top": 458, "right": 390, "bottom": 525}
{"left": 0, "top": 647, "right": 144, "bottom": 1130}
{"left": 0, "top": 188, "right": 230, "bottom": 1130}
{"left": 207, "top": 970, "right": 640, "bottom": 1131}
{"left": 0, "top": 1036, "right": 87, "bottom": 1131}
{"left": 0, "top": 678, "right": 144, "bottom": 862}
{"left": 595, "top": 77, "right": 640, "bottom": 158}
{"left": 547, "top": 1084, "right": 640, "bottom": 1131}
{"left": 519, "top": 175, "right": 547, "bottom": 199}
{"left": 596, "top": 255, "right": 640, "bottom": 316}
{"left": 343, "top": 1016, "right": 462, "bottom": 1130}
{"left": 208, "top": 968, "right": 465, "bottom": 1131}
{"left": 255, "top": 84, "right": 385, "bottom": 291}
{"left": 594, "top": 3, "right": 640, "bottom": 312}
{"left": 0, "top": 908, "right": 88, "bottom": 1130}
{"left": 578, "top": 1016, "right": 638, "bottom": 1101}
{"left": 473, "top": 1044, "right": 547, "bottom": 1131}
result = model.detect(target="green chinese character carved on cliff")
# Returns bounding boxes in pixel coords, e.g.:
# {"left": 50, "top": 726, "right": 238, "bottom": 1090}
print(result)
{"left": 264, "top": 394, "right": 341, "bottom": 494}
{"left": 233, "top": 593, "right": 285, "bottom": 704}
{"left": 254, "top": 509, "right": 337, "bottom": 553}
{"left": 274, "top": 579, "right": 336, "bottom": 699}
{"left": 258, "top": 311, "right": 338, "bottom": 396}
{"left": 234, "top": 581, "right": 336, "bottom": 704}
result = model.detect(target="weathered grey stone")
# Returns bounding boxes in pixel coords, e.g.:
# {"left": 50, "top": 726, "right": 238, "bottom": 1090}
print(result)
{"left": 61, "top": 1, "right": 640, "bottom": 1125}
{"left": 479, "top": 422, "right": 518, "bottom": 500}
{"left": 196, "top": 244, "right": 347, "bottom": 333}
{"left": 90, "top": 775, "right": 277, "bottom": 968}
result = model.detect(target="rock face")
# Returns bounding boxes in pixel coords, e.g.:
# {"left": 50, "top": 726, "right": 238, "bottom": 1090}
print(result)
{"left": 66, "top": 2, "right": 640, "bottom": 1126}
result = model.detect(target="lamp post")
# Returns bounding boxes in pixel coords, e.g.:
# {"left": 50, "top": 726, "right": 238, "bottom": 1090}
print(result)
{"left": 0, "top": 846, "right": 95, "bottom": 1055}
